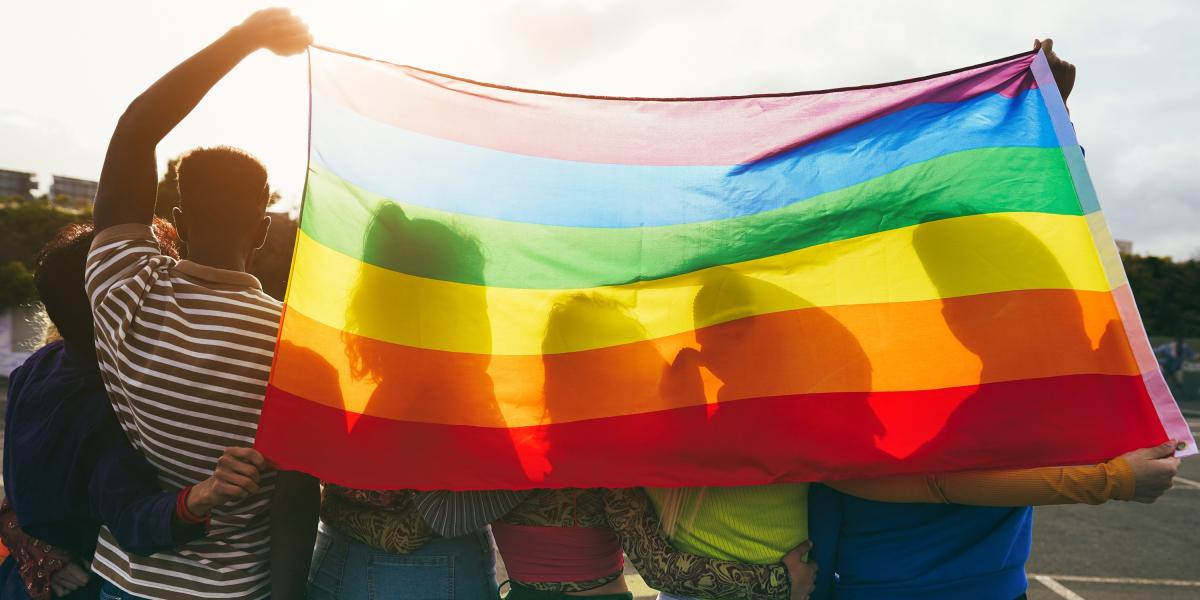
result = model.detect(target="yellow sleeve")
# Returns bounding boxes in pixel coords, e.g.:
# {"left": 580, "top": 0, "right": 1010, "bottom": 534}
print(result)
{"left": 827, "top": 457, "right": 1136, "bottom": 507}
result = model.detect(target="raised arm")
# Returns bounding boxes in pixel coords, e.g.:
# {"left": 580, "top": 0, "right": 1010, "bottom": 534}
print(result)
{"left": 93, "top": 8, "right": 310, "bottom": 231}
{"left": 829, "top": 441, "right": 1183, "bottom": 506}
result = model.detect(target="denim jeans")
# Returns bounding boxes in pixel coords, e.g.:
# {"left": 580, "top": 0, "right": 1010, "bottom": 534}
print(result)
{"left": 309, "top": 522, "right": 499, "bottom": 599}
{"left": 99, "top": 580, "right": 151, "bottom": 600}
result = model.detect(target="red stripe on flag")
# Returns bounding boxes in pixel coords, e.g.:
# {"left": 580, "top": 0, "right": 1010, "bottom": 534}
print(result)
{"left": 256, "top": 373, "right": 1166, "bottom": 490}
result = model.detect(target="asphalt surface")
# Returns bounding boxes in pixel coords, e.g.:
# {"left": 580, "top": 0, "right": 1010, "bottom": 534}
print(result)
{"left": 1022, "top": 408, "right": 1200, "bottom": 600}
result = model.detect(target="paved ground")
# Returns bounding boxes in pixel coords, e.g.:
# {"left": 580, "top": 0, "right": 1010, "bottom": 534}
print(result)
{"left": 1021, "top": 407, "right": 1200, "bottom": 600}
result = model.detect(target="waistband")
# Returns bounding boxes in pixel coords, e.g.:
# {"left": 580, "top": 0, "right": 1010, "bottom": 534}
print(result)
{"left": 504, "top": 580, "right": 633, "bottom": 600}
{"left": 492, "top": 522, "right": 623, "bottom": 584}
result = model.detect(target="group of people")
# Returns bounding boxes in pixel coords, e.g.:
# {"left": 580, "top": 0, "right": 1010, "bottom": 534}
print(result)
{"left": 0, "top": 8, "right": 1187, "bottom": 600}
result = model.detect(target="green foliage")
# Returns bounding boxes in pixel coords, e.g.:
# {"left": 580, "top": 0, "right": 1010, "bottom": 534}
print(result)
{"left": 252, "top": 212, "right": 298, "bottom": 300}
{"left": 1123, "top": 253, "right": 1200, "bottom": 338}
{"left": 0, "top": 260, "right": 36, "bottom": 307}
{"left": 155, "top": 158, "right": 182, "bottom": 219}
{"left": 0, "top": 202, "right": 87, "bottom": 308}
{"left": 0, "top": 201, "right": 89, "bottom": 268}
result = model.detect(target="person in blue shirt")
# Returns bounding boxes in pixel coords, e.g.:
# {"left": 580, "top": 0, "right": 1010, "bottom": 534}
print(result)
{"left": 807, "top": 39, "right": 1189, "bottom": 600}
{"left": 0, "top": 221, "right": 268, "bottom": 599}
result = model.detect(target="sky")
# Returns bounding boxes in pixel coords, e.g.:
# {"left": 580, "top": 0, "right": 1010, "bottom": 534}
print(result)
{"left": 2, "top": 0, "right": 1197, "bottom": 258}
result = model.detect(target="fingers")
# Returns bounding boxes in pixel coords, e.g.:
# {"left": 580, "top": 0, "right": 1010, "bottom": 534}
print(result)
{"left": 1139, "top": 440, "right": 1182, "bottom": 460}
{"left": 49, "top": 563, "right": 90, "bottom": 595}
{"left": 1041, "top": 38, "right": 1055, "bottom": 56}
{"left": 241, "top": 7, "right": 313, "bottom": 56}
{"left": 1134, "top": 457, "right": 1181, "bottom": 503}
{"left": 224, "top": 446, "right": 268, "bottom": 470}
{"left": 218, "top": 455, "right": 262, "bottom": 486}
{"left": 64, "top": 563, "right": 91, "bottom": 587}
{"left": 1126, "top": 441, "right": 1176, "bottom": 462}
{"left": 793, "top": 540, "right": 813, "bottom": 555}
{"left": 215, "top": 469, "right": 261, "bottom": 497}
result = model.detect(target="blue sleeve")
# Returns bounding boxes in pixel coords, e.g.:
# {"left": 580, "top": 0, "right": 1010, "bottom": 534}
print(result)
{"left": 87, "top": 418, "right": 206, "bottom": 555}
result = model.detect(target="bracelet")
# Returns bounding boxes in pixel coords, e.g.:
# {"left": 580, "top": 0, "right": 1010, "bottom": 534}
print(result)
{"left": 176, "top": 486, "right": 209, "bottom": 524}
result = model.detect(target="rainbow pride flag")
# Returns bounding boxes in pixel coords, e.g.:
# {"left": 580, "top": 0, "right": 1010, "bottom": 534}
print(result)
{"left": 256, "top": 47, "right": 1195, "bottom": 490}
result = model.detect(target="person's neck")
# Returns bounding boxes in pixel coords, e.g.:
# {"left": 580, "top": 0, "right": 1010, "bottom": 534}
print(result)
{"left": 185, "top": 245, "right": 250, "bottom": 273}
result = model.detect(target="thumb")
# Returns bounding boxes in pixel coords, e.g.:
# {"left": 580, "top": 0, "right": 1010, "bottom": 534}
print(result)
{"left": 1138, "top": 441, "right": 1180, "bottom": 460}
{"left": 791, "top": 540, "right": 813, "bottom": 555}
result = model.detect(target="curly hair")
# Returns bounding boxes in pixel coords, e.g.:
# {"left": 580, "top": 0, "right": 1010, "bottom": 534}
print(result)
{"left": 35, "top": 218, "right": 181, "bottom": 350}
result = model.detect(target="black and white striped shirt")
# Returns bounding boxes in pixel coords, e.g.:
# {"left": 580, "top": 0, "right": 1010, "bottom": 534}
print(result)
{"left": 86, "top": 224, "right": 281, "bottom": 600}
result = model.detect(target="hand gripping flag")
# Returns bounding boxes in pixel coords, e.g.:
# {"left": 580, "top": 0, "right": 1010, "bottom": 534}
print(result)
{"left": 256, "top": 47, "right": 1196, "bottom": 490}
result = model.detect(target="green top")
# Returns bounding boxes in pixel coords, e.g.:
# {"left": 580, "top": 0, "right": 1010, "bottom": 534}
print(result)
{"left": 645, "top": 484, "right": 808, "bottom": 564}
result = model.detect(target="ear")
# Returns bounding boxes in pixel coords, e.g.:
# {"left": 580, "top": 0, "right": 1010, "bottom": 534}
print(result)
{"left": 171, "top": 207, "right": 189, "bottom": 243}
{"left": 252, "top": 214, "right": 272, "bottom": 250}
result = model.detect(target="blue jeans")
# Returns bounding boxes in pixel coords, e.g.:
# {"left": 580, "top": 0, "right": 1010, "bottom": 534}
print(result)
{"left": 100, "top": 580, "right": 151, "bottom": 600}
{"left": 309, "top": 522, "right": 499, "bottom": 599}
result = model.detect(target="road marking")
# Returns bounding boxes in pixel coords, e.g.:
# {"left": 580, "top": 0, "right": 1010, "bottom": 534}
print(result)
{"left": 1030, "top": 574, "right": 1200, "bottom": 587}
{"left": 1034, "top": 575, "right": 1087, "bottom": 599}
{"left": 1175, "top": 476, "right": 1200, "bottom": 490}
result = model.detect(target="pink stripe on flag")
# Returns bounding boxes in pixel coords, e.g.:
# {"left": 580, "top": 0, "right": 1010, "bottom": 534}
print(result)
{"left": 311, "top": 48, "right": 1039, "bottom": 166}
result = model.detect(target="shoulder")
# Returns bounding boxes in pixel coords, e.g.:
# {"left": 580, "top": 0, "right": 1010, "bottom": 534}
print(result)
{"left": 8, "top": 341, "right": 65, "bottom": 391}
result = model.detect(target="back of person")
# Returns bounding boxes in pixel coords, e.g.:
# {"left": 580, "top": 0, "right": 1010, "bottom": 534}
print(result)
{"left": 85, "top": 223, "right": 281, "bottom": 598}
{"left": 3, "top": 340, "right": 108, "bottom": 600}
{"left": 493, "top": 488, "right": 800, "bottom": 600}
{"left": 4, "top": 341, "right": 108, "bottom": 558}
{"left": 646, "top": 484, "right": 808, "bottom": 600}
{"left": 808, "top": 485, "right": 1030, "bottom": 600}
{"left": 647, "top": 484, "right": 808, "bottom": 564}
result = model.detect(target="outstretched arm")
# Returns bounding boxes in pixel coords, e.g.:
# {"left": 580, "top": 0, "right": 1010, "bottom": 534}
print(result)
{"left": 93, "top": 8, "right": 310, "bottom": 231}
{"left": 829, "top": 441, "right": 1183, "bottom": 506}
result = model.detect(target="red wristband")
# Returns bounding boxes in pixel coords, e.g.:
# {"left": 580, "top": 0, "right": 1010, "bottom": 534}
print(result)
{"left": 176, "top": 486, "right": 209, "bottom": 525}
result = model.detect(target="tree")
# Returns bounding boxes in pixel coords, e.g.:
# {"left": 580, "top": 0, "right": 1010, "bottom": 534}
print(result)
{"left": 0, "top": 260, "right": 35, "bottom": 307}
{"left": 155, "top": 158, "right": 182, "bottom": 219}
{"left": 1122, "top": 254, "right": 1200, "bottom": 339}
{"left": 252, "top": 211, "right": 298, "bottom": 300}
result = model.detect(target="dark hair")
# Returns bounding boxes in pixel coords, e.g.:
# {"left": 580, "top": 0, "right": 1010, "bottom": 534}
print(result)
{"left": 35, "top": 219, "right": 181, "bottom": 350}
{"left": 177, "top": 146, "right": 270, "bottom": 226}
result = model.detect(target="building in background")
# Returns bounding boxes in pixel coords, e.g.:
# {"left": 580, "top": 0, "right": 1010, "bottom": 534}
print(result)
{"left": 0, "top": 169, "right": 38, "bottom": 201}
{"left": 1115, "top": 239, "right": 1134, "bottom": 255}
{"left": 49, "top": 175, "right": 99, "bottom": 209}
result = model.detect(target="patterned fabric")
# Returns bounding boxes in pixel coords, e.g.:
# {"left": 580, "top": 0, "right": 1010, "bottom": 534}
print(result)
{"left": 414, "top": 490, "right": 530, "bottom": 538}
{"left": 323, "top": 484, "right": 416, "bottom": 511}
{"left": 496, "top": 489, "right": 791, "bottom": 599}
{"left": 505, "top": 580, "right": 633, "bottom": 600}
{"left": 0, "top": 499, "right": 70, "bottom": 600}
{"left": 319, "top": 487, "right": 434, "bottom": 554}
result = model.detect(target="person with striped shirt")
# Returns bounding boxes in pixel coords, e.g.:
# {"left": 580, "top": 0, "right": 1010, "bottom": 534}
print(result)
{"left": 86, "top": 8, "right": 311, "bottom": 599}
